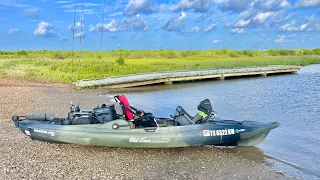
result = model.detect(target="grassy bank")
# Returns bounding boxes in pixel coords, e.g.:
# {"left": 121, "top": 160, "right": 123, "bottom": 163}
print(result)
{"left": 1, "top": 49, "right": 320, "bottom": 83}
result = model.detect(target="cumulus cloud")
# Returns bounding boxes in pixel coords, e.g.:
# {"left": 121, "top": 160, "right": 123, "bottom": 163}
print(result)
{"left": 24, "top": 7, "right": 40, "bottom": 18}
{"left": 89, "top": 14, "right": 149, "bottom": 32}
{"left": 61, "top": 3, "right": 99, "bottom": 9}
{"left": 252, "top": 12, "right": 274, "bottom": 24}
{"left": 234, "top": 19, "right": 251, "bottom": 27}
{"left": 213, "top": 40, "right": 222, "bottom": 44}
{"left": 213, "top": 0, "right": 250, "bottom": 12}
{"left": 162, "top": 11, "right": 186, "bottom": 32}
{"left": 280, "top": 21, "right": 307, "bottom": 31}
{"left": 68, "top": 22, "right": 85, "bottom": 32}
{"left": 108, "top": 12, "right": 123, "bottom": 17}
{"left": 170, "top": 0, "right": 211, "bottom": 12}
{"left": 231, "top": 28, "right": 245, "bottom": 34}
{"left": 34, "top": 21, "right": 55, "bottom": 37}
{"left": 295, "top": 0, "right": 320, "bottom": 8}
{"left": 124, "top": 0, "right": 154, "bottom": 15}
{"left": 8, "top": 28, "right": 20, "bottom": 35}
{"left": 64, "top": 9, "right": 95, "bottom": 15}
{"left": 186, "top": 26, "right": 200, "bottom": 33}
{"left": 204, "top": 24, "right": 217, "bottom": 32}
{"left": 75, "top": 32, "right": 85, "bottom": 38}
{"left": 274, "top": 35, "right": 296, "bottom": 44}
{"left": 61, "top": 2, "right": 98, "bottom": 14}
{"left": 58, "top": 34, "right": 68, "bottom": 41}
{"left": 280, "top": 15, "right": 320, "bottom": 32}
{"left": 56, "top": 1, "right": 72, "bottom": 4}
{"left": 254, "top": 0, "right": 291, "bottom": 10}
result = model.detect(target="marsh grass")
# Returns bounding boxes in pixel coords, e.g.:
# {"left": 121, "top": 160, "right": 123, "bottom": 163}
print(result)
{"left": 0, "top": 49, "right": 320, "bottom": 83}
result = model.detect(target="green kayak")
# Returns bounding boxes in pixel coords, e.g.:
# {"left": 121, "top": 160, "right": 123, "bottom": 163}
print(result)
{"left": 12, "top": 96, "right": 279, "bottom": 148}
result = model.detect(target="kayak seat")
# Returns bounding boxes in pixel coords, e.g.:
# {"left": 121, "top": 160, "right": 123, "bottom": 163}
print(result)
{"left": 134, "top": 113, "right": 158, "bottom": 128}
{"left": 172, "top": 106, "right": 195, "bottom": 125}
{"left": 114, "top": 95, "right": 134, "bottom": 121}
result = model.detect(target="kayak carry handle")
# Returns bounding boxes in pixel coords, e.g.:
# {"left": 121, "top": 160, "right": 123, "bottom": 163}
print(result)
{"left": 144, "top": 127, "right": 157, "bottom": 132}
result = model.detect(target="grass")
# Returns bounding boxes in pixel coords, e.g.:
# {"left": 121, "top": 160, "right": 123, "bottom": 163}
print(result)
{"left": 0, "top": 49, "right": 320, "bottom": 83}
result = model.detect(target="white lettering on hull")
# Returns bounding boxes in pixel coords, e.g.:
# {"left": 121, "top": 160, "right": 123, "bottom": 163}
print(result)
{"left": 129, "top": 137, "right": 170, "bottom": 143}
{"left": 34, "top": 129, "right": 55, "bottom": 136}
{"left": 203, "top": 129, "right": 235, "bottom": 136}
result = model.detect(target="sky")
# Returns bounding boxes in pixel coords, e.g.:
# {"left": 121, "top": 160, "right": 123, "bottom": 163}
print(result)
{"left": 1, "top": 0, "right": 320, "bottom": 51}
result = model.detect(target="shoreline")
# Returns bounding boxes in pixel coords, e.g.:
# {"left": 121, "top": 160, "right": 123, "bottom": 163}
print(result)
{"left": 0, "top": 79, "right": 290, "bottom": 179}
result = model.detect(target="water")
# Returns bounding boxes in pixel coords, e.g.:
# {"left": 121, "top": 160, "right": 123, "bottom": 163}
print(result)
{"left": 108, "top": 64, "right": 320, "bottom": 179}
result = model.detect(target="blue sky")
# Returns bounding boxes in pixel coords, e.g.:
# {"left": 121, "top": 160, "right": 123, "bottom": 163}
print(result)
{"left": 1, "top": 0, "right": 320, "bottom": 51}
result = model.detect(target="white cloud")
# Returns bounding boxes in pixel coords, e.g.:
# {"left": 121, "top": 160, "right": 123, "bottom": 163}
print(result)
{"left": 258, "top": 0, "right": 291, "bottom": 9}
{"left": 75, "top": 32, "right": 85, "bottom": 38}
{"left": 224, "top": 22, "right": 231, "bottom": 28}
{"left": 295, "top": 0, "right": 320, "bottom": 8}
{"left": 213, "top": 40, "right": 222, "bottom": 44}
{"left": 213, "top": 0, "right": 250, "bottom": 12}
{"left": 234, "top": 19, "right": 251, "bottom": 28}
{"left": 124, "top": 0, "right": 154, "bottom": 15}
{"left": 24, "top": 7, "right": 40, "bottom": 18}
{"left": 8, "top": 28, "right": 20, "bottom": 35}
{"left": 68, "top": 21, "right": 84, "bottom": 31}
{"left": 90, "top": 14, "right": 149, "bottom": 32}
{"left": 280, "top": 15, "right": 320, "bottom": 32}
{"left": 252, "top": 12, "right": 274, "bottom": 24}
{"left": 58, "top": 34, "right": 68, "bottom": 41}
{"left": 162, "top": 12, "right": 186, "bottom": 32}
{"left": 179, "top": 11, "right": 186, "bottom": 20}
{"left": 170, "top": 0, "right": 211, "bottom": 12}
{"left": 108, "top": 12, "right": 123, "bottom": 17}
{"left": 64, "top": 9, "right": 95, "bottom": 15}
{"left": 204, "top": 24, "right": 217, "bottom": 32}
{"left": 34, "top": 21, "right": 55, "bottom": 37}
{"left": 56, "top": 1, "right": 73, "bottom": 4}
{"left": 186, "top": 26, "right": 200, "bottom": 33}
{"left": 231, "top": 28, "right": 245, "bottom": 34}
{"left": 61, "top": 3, "right": 99, "bottom": 9}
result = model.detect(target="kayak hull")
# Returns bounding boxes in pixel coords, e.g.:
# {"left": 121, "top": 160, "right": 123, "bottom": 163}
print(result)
{"left": 13, "top": 116, "right": 279, "bottom": 148}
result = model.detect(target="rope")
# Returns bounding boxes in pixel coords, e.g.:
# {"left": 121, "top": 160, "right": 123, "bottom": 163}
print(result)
{"left": 70, "top": 0, "right": 79, "bottom": 105}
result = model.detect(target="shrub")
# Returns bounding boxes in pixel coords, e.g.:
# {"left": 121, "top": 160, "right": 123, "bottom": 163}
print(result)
{"left": 166, "top": 49, "right": 177, "bottom": 59}
{"left": 17, "top": 50, "right": 28, "bottom": 56}
{"left": 243, "top": 50, "right": 254, "bottom": 57}
{"left": 115, "top": 56, "right": 125, "bottom": 65}
{"left": 53, "top": 52, "right": 65, "bottom": 59}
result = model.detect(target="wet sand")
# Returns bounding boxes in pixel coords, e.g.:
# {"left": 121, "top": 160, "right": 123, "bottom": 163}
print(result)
{"left": 0, "top": 79, "right": 288, "bottom": 179}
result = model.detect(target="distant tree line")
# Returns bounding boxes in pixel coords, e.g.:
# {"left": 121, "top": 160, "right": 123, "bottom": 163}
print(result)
{"left": 1, "top": 48, "right": 320, "bottom": 60}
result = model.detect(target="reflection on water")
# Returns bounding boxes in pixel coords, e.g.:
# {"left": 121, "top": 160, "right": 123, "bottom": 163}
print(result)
{"left": 103, "top": 64, "right": 320, "bottom": 179}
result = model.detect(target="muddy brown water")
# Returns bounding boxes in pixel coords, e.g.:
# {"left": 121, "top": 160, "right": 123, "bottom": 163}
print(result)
{"left": 103, "top": 64, "right": 319, "bottom": 179}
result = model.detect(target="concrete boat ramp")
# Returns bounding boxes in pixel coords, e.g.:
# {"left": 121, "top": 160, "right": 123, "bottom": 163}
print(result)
{"left": 75, "top": 65, "right": 300, "bottom": 89}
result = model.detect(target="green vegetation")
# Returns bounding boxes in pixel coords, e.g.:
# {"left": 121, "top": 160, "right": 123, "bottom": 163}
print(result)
{"left": 0, "top": 48, "right": 320, "bottom": 83}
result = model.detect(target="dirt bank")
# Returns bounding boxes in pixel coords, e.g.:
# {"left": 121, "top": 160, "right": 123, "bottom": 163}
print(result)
{"left": 0, "top": 80, "right": 288, "bottom": 179}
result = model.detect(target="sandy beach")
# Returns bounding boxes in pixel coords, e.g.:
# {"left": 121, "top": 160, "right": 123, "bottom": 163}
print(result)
{"left": 0, "top": 79, "right": 288, "bottom": 179}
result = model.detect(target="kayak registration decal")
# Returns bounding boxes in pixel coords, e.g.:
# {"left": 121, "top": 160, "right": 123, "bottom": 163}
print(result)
{"left": 34, "top": 129, "right": 55, "bottom": 136}
{"left": 203, "top": 129, "right": 235, "bottom": 136}
{"left": 129, "top": 137, "right": 170, "bottom": 143}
